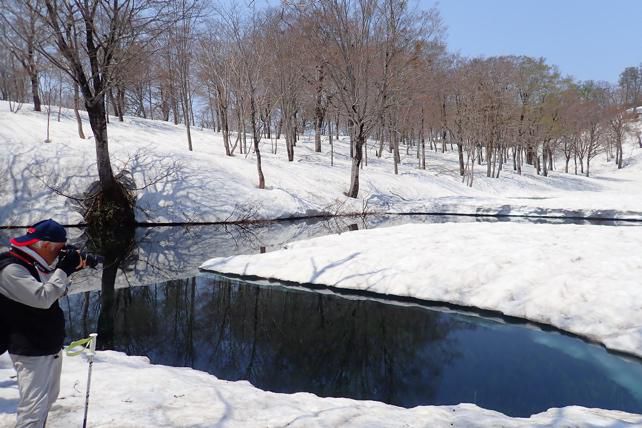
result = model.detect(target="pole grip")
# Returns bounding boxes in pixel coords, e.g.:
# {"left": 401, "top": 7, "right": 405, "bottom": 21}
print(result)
{"left": 88, "top": 333, "right": 98, "bottom": 355}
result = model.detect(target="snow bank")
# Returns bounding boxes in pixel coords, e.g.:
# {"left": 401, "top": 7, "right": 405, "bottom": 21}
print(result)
{"left": 1, "top": 351, "right": 640, "bottom": 427}
{"left": 201, "top": 222, "right": 642, "bottom": 358}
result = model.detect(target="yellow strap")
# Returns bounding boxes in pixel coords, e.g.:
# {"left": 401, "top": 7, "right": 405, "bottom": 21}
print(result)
{"left": 65, "top": 337, "right": 94, "bottom": 357}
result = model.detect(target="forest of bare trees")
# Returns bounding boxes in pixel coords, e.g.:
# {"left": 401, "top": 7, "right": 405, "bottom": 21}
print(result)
{"left": 0, "top": 0, "right": 639, "bottom": 202}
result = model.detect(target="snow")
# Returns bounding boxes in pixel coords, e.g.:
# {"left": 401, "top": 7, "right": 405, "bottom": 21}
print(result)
{"left": 1, "top": 350, "right": 641, "bottom": 427}
{"left": 1, "top": 101, "right": 641, "bottom": 226}
{"left": 2, "top": 102, "right": 642, "bottom": 426}
{"left": 201, "top": 223, "right": 642, "bottom": 359}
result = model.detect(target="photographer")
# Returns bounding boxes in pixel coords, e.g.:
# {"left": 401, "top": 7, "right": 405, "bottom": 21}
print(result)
{"left": 0, "top": 219, "right": 88, "bottom": 428}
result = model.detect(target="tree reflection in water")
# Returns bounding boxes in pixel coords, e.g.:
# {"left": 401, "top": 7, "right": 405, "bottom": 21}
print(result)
{"left": 65, "top": 275, "right": 464, "bottom": 405}
{"left": 45, "top": 216, "right": 642, "bottom": 417}
{"left": 63, "top": 274, "right": 642, "bottom": 417}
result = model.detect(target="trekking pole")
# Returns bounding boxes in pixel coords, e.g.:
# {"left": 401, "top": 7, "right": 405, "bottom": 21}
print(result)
{"left": 82, "top": 333, "right": 98, "bottom": 428}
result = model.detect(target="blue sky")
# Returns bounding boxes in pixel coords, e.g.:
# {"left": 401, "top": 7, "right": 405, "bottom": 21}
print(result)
{"left": 421, "top": 0, "right": 642, "bottom": 83}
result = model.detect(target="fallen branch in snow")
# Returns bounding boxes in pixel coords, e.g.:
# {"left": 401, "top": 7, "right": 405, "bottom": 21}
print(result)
{"left": 360, "top": 192, "right": 375, "bottom": 220}
{"left": 321, "top": 197, "right": 349, "bottom": 217}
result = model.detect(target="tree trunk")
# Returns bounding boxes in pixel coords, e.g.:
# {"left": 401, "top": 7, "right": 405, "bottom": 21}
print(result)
{"left": 57, "top": 79, "right": 63, "bottom": 122}
{"left": 148, "top": 82, "right": 154, "bottom": 120}
{"left": 329, "top": 123, "right": 334, "bottom": 167}
{"left": 250, "top": 92, "right": 265, "bottom": 189}
{"left": 314, "top": 116, "right": 322, "bottom": 153}
{"left": 364, "top": 132, "right": 368, "bottom": 167}
{"left": 486, "top": 143, "right": 493, "bottom": 177}
{"left": 239, "top": 103, "right": 246, "bottom": 155}
{"left": 273, "top": 117, "right": 280, "bottom": 140}
{"left": 491, "top": 145, "right": 497, "bottom": 178}
{"left": 378, "top": 124, "right": 385, "bottom": 158}
{"left": 346, "top": 132, "right": 364, "bottom": 198}
{"left": 30, "top": 72, "right": 41, "bottom": 112}
{"left": 86, "top": 97, "right": 115, "bottom": 191}
{"left": 285, "top": 115, "right": 295, "bottom": 162}
{"left": 108, "top": 88, "right": 119, "bottom": 119}
{"left": 392, "top": 129, "right": 399, "bottom": 175}
{"left": 207, "top": 89, "right": 216, "bottom": 130}
{"left": 73, "top": 84, "right": 85, "bottom": 139}
{"left": 420, "top": 113, "right": 426, "bottom": 170}
{"left": 160, "top": 86, "right": 170, "bottom": 121}
{"left": 171, "top": 92, "right": 179, "bottom": 125}
{"left": 526, "top": 144, "right": 535, "bottom": 165}
{"left": 182, "top": 92, "right": 193, "bottom": 151}
{"left": 314, "top": 65, "right": 324, "bottom": 153}
{"left": 585, "top": 158, "right": 591, "bottom": 177}
{"left": 117, "top": 86, "right": 125, "bottom": 122}
{"left": 220, "top": 104, "right": 230, "bottom": 156}
{"left": 457, "top": 143, "right": 464, "bottom": 176}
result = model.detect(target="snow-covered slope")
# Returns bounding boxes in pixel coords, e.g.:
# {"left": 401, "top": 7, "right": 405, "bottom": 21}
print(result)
{"left": 2, "top": 102, "right": 642, "bottom": 426}
{"left": 1, "top": 350, "right": 641, "bottom": 427}
{"left": 1, "top": 101, "right": 641, "bottom": 226}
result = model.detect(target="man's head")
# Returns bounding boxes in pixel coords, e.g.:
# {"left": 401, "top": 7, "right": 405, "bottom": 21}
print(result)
{"left": 10, "top": 219, "right": 67, "bottom": 264}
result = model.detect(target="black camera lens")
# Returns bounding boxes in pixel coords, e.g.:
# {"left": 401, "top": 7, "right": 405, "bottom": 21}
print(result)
{"left": 80, "top": 251, "right": 104, "bottom": 269}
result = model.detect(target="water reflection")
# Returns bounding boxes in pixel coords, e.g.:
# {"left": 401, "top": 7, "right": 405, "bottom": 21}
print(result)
{"left": 1, "top": 214, "right": 640, "bottom": 293}
{"left": 3, "top": 215, "right": 642, "bottom": 416}
{"left": 63, "top": 274, "right": 642, "bottom": 418}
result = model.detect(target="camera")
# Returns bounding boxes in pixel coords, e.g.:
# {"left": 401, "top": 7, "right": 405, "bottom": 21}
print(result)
{"left": 60, "top": 245, "right": 104, "bottom": 269}
{"left": 80, "top": 251, "right": 104, "bottom": 269}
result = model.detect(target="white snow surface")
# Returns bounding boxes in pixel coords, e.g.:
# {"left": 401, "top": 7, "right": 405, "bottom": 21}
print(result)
{"left": 201, "top": 222, "right": 642, "bottom": 359}
{"left": 2, "top": 102, "right": 642, "bottom": 426}
{"left": 1, "top": 351, "right": 641, "bottom": 428}
{"left": 1, "top": 101, "right": 642, "bottom": 226}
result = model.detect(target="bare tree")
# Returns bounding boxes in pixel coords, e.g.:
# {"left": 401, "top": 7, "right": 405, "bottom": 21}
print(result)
{"left": 264, "top": 9, "right": 302, "bottom": 162}
{"left": 618, "top": 65, "right": 642, "bottom": 108}
{"left": 295, "top": 0, "right": 442, "bottom": 198}
{"left": 170, "top": 0, "right": 202, "bottom": 151}
{"left": 198, "top": 31, "right": 234, "bottom": 155}
{"left": 218, "top": 6, "right": 267, "bottom": 188}
{"left": 605, "top": 85, "right": 632, "bottom": 169}
{"left": 0, "top": 0, "right": 46, "bottom": 111}
{"left": 37, "top": 0, "right": 170, "bottom": 229}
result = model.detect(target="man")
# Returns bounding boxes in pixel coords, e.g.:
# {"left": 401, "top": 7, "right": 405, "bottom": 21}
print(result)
{"left": 0, "top": 219, "right": 86, "bottom": 428}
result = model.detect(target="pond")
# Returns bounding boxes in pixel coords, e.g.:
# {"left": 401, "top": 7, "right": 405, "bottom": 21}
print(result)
{"left": 2, "top": 214, "right": 642, "bottom": 417}
{"left": 3, "top": 213, "right": 637, "bottom": 292}
{"left": 62, "top": 273, "right": 642, "bottom": 418}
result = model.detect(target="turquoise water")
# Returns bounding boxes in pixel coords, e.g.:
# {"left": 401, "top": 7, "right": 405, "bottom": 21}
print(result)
{"left": 63, "top": 274, "right": 642, "bottom": 417}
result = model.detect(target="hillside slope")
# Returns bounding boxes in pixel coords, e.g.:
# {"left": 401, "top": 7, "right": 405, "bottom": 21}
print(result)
{"left": 1, "top": 101, "right": 640, "bottom": 226}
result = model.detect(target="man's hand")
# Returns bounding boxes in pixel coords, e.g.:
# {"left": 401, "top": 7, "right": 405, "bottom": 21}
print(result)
{"left": 56, "top": 248, "right": 83, "bottom": 276}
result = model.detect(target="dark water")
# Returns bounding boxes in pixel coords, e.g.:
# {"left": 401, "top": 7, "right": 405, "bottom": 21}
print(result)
{"left": 4, "top": 214, "right": 638, "bottom": 291}
{"left": 62, "top": 273, "right": 642, "bottom": 418}
{"left": 3, "top": 215, "right": 642, "bottom": 417}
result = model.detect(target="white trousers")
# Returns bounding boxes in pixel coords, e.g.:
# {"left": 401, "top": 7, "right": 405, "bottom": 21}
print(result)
{"left": 10, "top": 351, "right": 62, "bottom": 428}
